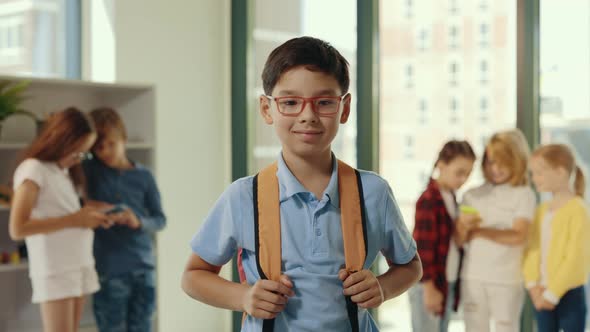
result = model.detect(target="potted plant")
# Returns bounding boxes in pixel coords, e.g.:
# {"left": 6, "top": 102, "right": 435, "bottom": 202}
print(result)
{"left": 0, "top": 184, "right": 12, "bottom": 208}
{"left": 0, "top": 80, "right": 41, "bottom": 139}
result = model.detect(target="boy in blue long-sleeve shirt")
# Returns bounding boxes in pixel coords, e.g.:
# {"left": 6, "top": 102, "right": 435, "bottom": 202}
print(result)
{"left": 83, "top": 107, "right": 166, "bottom": 332}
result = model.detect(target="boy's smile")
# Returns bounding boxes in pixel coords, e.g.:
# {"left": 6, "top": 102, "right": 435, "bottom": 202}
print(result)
{"left": 292, "top": 128, "right": 324, "bottom": 143}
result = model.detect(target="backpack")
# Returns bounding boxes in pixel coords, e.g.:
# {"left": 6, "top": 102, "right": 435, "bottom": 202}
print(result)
{"left": 240, "top": 159, "right": 368, "bottom": 332}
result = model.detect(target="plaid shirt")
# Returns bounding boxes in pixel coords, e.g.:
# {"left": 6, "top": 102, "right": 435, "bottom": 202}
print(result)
{"left": 413, "top": 179, "right": 455, "bottom": 306}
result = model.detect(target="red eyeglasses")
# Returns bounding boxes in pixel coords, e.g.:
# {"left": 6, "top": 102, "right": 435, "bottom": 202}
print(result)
{"left": 265, "top": 95, "right": 347, "bottom": 116}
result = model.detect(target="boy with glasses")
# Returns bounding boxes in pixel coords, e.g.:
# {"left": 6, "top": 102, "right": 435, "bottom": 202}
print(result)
{"left": 182, "top": 36, "right": 421, "bottom": 331}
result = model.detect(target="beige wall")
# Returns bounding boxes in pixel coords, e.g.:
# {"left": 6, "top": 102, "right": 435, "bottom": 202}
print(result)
{"left": 111, "top": 1, "right": 232, "bottom": 331}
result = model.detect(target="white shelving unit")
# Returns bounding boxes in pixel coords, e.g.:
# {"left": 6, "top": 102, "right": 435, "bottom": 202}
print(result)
{"left": 0, "top": 142, "right": 153, "bottom": 150}
{"left": 0, "top": 143, "right": 29, "bottom": 150}
{"left": 0, "top": 262, "right": 28, "bottom": 273}
{"left": 0, "top": 75, "right": 155, "bottom": 332}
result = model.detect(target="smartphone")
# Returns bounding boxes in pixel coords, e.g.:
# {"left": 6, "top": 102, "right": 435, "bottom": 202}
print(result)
{"left": 459, "top": 205, "right": 479, "bottom": 215}
{"left": 459, "top": 205, "right": 482, "bottom": 225}
{"left": 105, "top": 204, "right": 126, "bottom": 215}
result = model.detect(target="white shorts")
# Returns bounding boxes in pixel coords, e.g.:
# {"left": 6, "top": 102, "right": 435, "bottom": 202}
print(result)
{"left": 31, "top": 266, "right": 100, "bottom": 303}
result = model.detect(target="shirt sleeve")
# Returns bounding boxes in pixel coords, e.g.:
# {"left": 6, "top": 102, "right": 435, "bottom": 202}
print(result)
{"left": 190, "top": 178, "right": 248, "bottom": 266}
{"left": 515, "top": 188, "right": 536, "bottom": 222}
{"left": 13, "top": 159, "right": 45, "bottom": 190}
{"left": 381, "top": 183, "right": 417, "bottom": 265}
{"left": 139, "top": 170, "right": 167, "bottom": 233}
{"left": 413, "top": 194, "right": 438, "bottom": 281}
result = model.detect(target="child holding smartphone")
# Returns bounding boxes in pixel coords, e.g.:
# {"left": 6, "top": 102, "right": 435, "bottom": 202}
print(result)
{"left": 83, "top": 108, "right": 166, "bottom": 332}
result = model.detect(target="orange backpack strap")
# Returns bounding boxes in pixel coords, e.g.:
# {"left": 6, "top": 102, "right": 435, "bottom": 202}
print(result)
{"left": 338, "top": 160, "right": 367, "bottom": 332}
{"left": 253, "top": 162, "right": 281, "bottom": 332}
{"left": 337, "top": 160, "right": 367, "bottom": 273}
{"left": 254, "top": 162, "right": 282, "bottom": 282}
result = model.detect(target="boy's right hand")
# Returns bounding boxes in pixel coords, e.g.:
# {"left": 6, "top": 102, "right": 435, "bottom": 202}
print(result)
{"left": 242, "top": 275, "right": 294, "bottom": 319}
{"left": 72, "top": 207, "right": 111, "bottom": 229}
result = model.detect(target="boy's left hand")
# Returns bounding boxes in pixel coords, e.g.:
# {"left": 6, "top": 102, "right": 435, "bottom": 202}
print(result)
{"left": 339, "top": 269, "right": 385, "bottom": 309}
{"left": 111, "top": 209, "right": 141, "bottom": 229}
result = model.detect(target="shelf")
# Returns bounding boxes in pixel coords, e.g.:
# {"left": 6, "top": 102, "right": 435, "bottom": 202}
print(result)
{"left": 0, "top": 74, "right": 154, "bottom": 330}
{"left": 0, "top": 142, "right": 152, "bottom": 151}
{"left": 0, "top": 262, "right": 28, "bottom": 272}
{"left": 0, "top": 143, "right": 27, "bottom": 150}
{"left": 127, "top": 142, "right": 154, "bottom": 150}
{"left": 0, "top": 74, "right": 153, "bottom": 93}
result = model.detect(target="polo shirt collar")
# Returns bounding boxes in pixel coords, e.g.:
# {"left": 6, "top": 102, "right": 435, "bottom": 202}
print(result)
{"left": 276, "top": 153, "right": 340, "bottom": 208}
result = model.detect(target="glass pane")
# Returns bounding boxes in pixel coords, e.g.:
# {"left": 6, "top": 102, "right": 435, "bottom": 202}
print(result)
{"left": 539, "top": 0, "right": 590, "bottom": 201}
{"left": 250, "top": 0, "right": 357, "bottom": 172}
{"left": 539, "top": 2, "right": 590, "bottom": 326}
{"left": 378, "top": 1, "right": 516, "bottom": 331}
{"left": 0, "top": 0, "right": 71, "bottom": 77}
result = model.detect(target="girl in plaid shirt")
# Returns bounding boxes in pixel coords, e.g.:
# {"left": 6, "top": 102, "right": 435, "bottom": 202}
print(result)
{"left": 410, "top": 140, "right": 476, "bottom": 332}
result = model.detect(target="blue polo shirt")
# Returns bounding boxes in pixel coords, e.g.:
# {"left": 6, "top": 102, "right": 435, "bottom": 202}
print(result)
{"left": 190, "top": 154, "right": 416, "bottom": 331}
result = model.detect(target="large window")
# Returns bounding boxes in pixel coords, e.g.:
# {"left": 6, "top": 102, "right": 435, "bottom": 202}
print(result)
{"left": 539, "top": 0, "right": 590, "bottom": 200}
{"left": 538, "top": 2, "right": 590, "bottom": 324}
{"left": 232, "top": 0, "right": 575, "bottom": 331}
{"left": 378, "top": 1, "right": 517, "bottom": 330}
{"left": 249, "top": 0, "right": 357, "bottom": 172}
{"left": 0, "top": 0, "right": 79, "bottom": 78}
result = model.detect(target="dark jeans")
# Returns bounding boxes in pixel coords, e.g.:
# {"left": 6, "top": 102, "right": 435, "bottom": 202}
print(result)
{"left": 535, "top": 286, "right": 586, "bottom": 332}
{"left": 93, "top": 270, "right": 156, "bottom": 332}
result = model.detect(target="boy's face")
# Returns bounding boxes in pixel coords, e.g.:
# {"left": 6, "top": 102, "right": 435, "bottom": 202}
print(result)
{"left": 259, "top": 66, "right": 351, "bottom": 159}
{"left": 92, "top": 130, "right": 127, "bottom": 168}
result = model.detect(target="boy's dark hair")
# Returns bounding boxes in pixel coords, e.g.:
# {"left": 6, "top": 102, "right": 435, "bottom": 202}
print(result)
{"left": 262, "top": 36, "right": 350, "bottom": 95}
{"left": 89, "top": 107, "right": 127, "bottom": 143}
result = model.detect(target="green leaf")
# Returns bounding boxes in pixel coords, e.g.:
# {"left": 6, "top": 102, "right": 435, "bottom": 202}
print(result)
{"left": 0, "top": 80, "right": 30, "bottom": 119}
